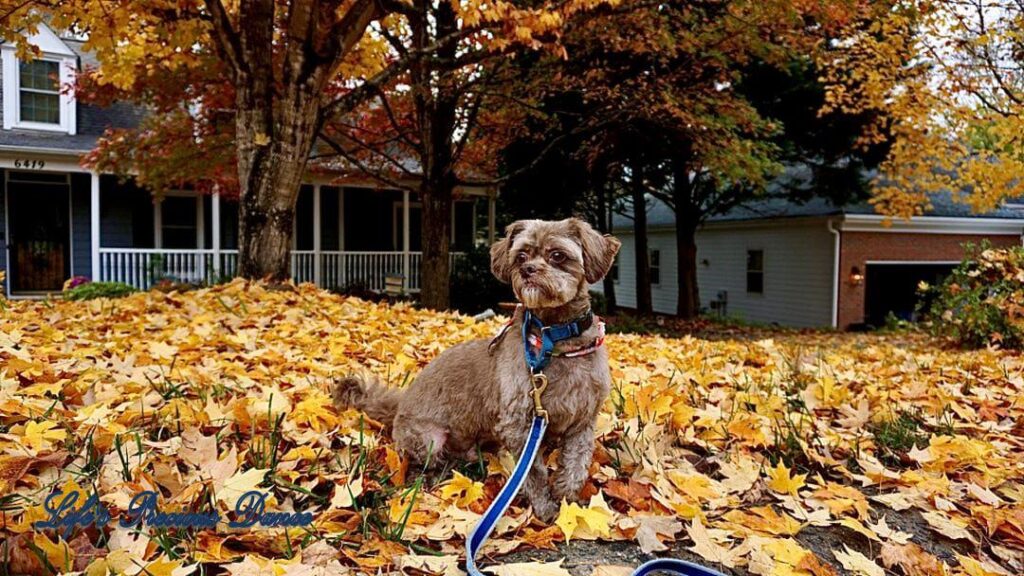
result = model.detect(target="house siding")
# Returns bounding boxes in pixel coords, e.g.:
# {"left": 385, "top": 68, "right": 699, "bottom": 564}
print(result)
{"left": 70, "top": 173, "right": 91, "bottom": 278}
{"left": 604, "top": 218, "right": 836, "bottom": 327}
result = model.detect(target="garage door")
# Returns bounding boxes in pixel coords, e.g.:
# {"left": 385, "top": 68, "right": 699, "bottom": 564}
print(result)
{"left": 864, "top": 263, "right": 957, "bottom": 327}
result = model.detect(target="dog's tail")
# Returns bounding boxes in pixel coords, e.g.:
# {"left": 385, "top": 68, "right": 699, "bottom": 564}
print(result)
{"left": 332, "top": 373, "right": 402, "bottom": 424}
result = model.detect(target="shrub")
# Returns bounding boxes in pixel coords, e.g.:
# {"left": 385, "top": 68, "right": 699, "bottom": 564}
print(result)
{"left": 450, "top": 244, "right": 510, "bottom": 314}
{"left": 922, "top": 243, "right": 1024, "bottom": 349}
{"left": 64, "top": 281, "right": 137, "bottom": 301}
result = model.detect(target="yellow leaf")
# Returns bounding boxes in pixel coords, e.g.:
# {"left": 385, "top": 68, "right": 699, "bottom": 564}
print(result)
{"left": 33, "top": 533, "right": 73, "bottom": 573}
{"left": 22, "top": 420, "right": 66, "bottom": 453}
{"left": 767, "top": 461, "right": 806, "bottom": 497}
{"left": 438, "top": 471, "right": 485, "bottom": 508}
{"left": 555, "top": 493, "right": 614, "bottom": 541}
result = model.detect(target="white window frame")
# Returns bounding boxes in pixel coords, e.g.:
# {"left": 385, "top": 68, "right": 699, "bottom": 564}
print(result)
{"left": 649, "top": 249, "right": 661, "bottom": 286}
{"left": 2, "top": 48, "right": 77, "bottom": 134}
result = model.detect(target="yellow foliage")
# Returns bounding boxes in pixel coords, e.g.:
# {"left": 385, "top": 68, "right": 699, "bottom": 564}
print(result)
{"left": 0, "top": 280, "right": 1019, "bottom": 574}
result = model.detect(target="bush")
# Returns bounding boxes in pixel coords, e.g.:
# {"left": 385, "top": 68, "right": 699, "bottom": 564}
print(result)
{"left": 450, "top": 244, "right": 510, "bottom": 314}
{"left": 64, "top": 281, "right": 137, "bottom": 301}
{"left": 922, "top": 243, "right": 1024, "bottom": 349}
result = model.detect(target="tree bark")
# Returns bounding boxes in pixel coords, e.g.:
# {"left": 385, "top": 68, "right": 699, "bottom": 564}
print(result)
{"left": 676, "top": 218, "right": 700, "bottom": 318}
{"left": 670, "top": 157, "right": 699, "bottom": 318}
{"left": 204, "top": 0, "right": 380, "bottom": 281}
{"left": 412, "top": 0, "right": 458, "bottom": 309}
{"left": 631, "top": 162, "right": 652, "bottom": 315}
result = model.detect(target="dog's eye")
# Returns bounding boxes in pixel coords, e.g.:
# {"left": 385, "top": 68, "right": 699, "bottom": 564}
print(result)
{"left": 549, "top": 251, "right": 566, "bottom": 263}
{"left": 516, "top": 251, "right": 529, "bottom": 263}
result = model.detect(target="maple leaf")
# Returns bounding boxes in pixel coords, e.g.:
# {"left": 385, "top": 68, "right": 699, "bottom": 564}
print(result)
{"left": 217, "top": 468, "right": 270, "bottom": 507}
{"left": 686, "top": 517, "right": 741, "bottom": 568}
{"left": 21, "top": 420, "right": 66, "bottom": 453}
{"left": 630, "top": 515, "right": 682, "bottom": 553}
{"left": 833, "top": 545, "right": 884, "bottom": 576}
{"left": 880, "top": 542, "right": 947, "bottom": 576}
{"left": 767, "top": 461, "right": 807, "bottom": 497}
{"left": 438, "top": 471, "right": 485, "bottom": 508}
{"left": 555, "top": 493, "right": 614, "bottom": 541}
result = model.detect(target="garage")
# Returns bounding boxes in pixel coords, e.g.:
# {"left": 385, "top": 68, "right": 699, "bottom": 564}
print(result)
{"left": 863, "top": 262, "right": 957, "bottom": 327}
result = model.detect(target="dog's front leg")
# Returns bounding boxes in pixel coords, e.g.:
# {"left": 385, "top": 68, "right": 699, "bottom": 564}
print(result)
{"left": 552, "top": 421, "right": 594, "bottom": 504}
{"left": 498, "top": 418, "right": 559, "bottom": 522}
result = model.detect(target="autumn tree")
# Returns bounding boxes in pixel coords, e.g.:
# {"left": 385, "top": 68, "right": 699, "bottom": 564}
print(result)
{"left": 1, "top": 0, "right": 600, "bottom": 306}
{"left": 498, "top": 0, "right": 881, "bottom": 318}
{"left": 820, "top": 0, "right": 1024, "bottom": 217}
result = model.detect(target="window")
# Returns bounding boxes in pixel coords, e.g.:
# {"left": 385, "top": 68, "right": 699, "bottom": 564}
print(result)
{"left": 747, "top": 249, "right": 764, "bottom": 293}
{"left": 18, "top": 60, "right": 60, "bottom": 124}
{"left": 160, "top": 196, "right": 199, "bottom": 249}
{"left": 649, "top": 249, "right": 661, "bottom": 285}
{"left": 1, "top": 25, "right": 78, "bottom": 133}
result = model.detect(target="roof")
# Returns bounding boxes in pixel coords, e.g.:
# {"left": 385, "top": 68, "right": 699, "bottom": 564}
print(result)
{"left": 614, "top": 191, "right": 1024, "bottom": 231}
{"left": 0, "top": 32, "right": 145, "bottom": 154}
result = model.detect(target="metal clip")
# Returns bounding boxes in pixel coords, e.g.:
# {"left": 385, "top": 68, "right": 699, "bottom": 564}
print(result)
{"left": 530, "top": 372, "right": 549, "bottom": 421}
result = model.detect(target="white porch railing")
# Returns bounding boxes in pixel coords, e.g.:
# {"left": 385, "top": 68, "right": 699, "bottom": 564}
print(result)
{"left": 97, "top": 248, "right": 463, "bottom": 292}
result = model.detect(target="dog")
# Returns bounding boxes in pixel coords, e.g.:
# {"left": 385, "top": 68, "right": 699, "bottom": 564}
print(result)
{"left": 332, "top": 218, "right": 620, "bottom": 521}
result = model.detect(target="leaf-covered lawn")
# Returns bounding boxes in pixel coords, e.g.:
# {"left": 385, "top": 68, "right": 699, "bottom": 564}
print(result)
{"left": 0, "top": 280, "right": 1021, "bottom": 576}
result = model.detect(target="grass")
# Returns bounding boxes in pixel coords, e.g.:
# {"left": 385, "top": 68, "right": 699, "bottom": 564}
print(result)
{"left": 871, "top": 411, "right": 929, "bottom": 467}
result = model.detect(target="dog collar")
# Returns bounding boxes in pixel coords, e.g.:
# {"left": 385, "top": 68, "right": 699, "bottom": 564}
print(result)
{"left": 521, "top": 307, "right": 597, "bottom": 373}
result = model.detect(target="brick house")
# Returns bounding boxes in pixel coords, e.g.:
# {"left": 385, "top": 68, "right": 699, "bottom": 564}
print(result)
{"left": 602, "top": 195, "right": 1024, "bottom": 329}
{"left": 0, "top": 23, "right": 496, "bottom": 297}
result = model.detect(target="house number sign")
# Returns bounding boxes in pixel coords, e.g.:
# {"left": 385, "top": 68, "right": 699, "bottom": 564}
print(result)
{"left": 13, "top": 159, "right": 46, "bottom": 169}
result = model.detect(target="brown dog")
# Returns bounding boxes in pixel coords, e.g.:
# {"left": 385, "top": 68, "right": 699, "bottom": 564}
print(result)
{"left": 332, "top": 218, "right": 620, "bottom": 521}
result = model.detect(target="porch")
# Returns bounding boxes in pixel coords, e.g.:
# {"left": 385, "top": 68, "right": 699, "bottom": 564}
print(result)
{"left": 0, "top": 164, "right": 496, "bottom": 296}
{"left": 94, "top": 180, "right": 493, "bottom": 293}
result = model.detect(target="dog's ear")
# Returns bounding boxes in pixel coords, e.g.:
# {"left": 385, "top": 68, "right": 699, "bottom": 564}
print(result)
{"left": 570, "top": 218, "right": 621, "bottom": 284}
{"left": 490, "top": 221, "right": 527, "bottom": 283}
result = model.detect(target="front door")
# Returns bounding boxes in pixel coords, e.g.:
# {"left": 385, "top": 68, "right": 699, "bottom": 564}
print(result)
{"left": 7, "top": 172, "right": 71, "bottom": 293}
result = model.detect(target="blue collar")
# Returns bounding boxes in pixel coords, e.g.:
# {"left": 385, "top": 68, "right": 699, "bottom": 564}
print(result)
{"left": 521, "top": 308, "right": 594, "bottom": 373}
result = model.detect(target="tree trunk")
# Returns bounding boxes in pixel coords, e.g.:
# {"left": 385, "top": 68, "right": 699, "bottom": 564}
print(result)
{"left": 595, "top": 177, "right": 617, "bottom": 313}
{"left": 412, "top": 0, "right": 458, "bottom": 310}
{"left": 208, "top": 0, "right": 380, "bottom": 281}
{"left": 631, "top": 163, "right": 652, "bottom": 315}
{"left": 672, "top": 154, "right": 700, "bottom": 318}
{"left": 676, "top": 219, "right": 700, "bottom": 319}
{"left": 420, "top": 181, "right": 453, "bottom": 309}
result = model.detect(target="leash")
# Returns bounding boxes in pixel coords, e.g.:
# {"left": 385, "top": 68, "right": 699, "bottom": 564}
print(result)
{"left": 465, "top": 309, "right": 726, "bottom": 576}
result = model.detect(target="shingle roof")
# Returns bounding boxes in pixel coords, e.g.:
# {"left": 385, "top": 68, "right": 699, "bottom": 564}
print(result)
{"left": 613, "top": 192, "right": 1024, "bottom": 231}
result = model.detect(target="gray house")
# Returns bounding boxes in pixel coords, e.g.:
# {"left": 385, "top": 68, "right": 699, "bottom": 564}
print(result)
{"left": 602, "top": 195, "right": 1024, "bottom": 328}
{"left": 0, "top": 24, "right": 496, "bottom": 297}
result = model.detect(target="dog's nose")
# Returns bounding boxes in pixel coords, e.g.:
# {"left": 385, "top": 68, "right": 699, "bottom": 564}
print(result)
{"left": 522, "top": 264, "right": 537, "bottom": 277}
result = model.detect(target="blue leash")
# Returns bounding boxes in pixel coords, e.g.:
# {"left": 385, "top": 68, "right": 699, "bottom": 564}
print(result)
{"left": 464, "top": 310, "right": 726, "bottom": 576}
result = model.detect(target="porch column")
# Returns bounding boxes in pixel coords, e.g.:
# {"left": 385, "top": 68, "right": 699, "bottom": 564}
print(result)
{"left": 90, "top": 172, "right": 100, "bottom": 281}
{"left": 402, "top": 189, "right": 410, "bottom": 291}
{"left": 313, "top": 184, "right": 322, "bottom": 286}
{"left": 487, "top": 188, "right": 497, "bottom": 244}
{"left": 212, "top": 191, "right": 222, "bottom": 279}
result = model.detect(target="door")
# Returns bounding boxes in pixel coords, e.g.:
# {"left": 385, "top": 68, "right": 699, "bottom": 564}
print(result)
{"left": 864, "top": 263, "right": 956, "bottom": 326}
{"left": 7, "top": 172, "right": 71, "bottom": 293}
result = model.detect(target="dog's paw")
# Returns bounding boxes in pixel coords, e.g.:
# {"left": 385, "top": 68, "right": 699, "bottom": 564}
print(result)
{"left": 331, "top": 376, "right": 365, "bottom": 409}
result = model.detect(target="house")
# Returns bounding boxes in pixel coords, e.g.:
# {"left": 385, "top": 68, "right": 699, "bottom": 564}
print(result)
{"left": 0, "top": 24, "right": 496, "bottom": 297}
{"left": 603, "top": 194, "right": 1024, "bottom": 328}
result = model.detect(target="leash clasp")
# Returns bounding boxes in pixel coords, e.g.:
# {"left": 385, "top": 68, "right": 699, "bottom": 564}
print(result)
{"left": 530, "top": 372, "right": 548, "bottom": 421}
